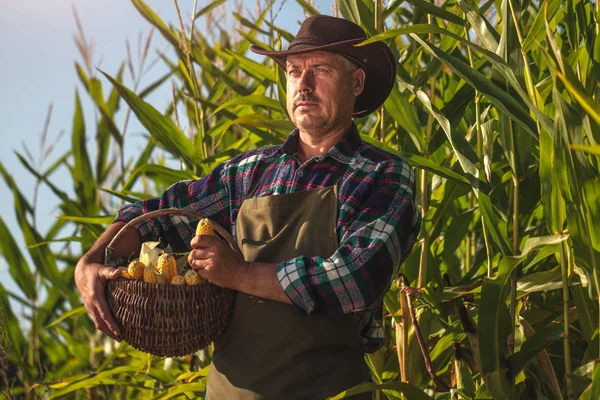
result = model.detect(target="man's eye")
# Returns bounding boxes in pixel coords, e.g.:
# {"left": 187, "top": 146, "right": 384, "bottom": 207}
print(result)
{"left": 288, "top": 69, "right": 301, "bottom": 75}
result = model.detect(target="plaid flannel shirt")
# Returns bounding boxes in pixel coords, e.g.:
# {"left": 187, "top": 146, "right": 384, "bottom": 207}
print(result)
{"left": 115, "top": 124, "right": 421, "bottom": 352}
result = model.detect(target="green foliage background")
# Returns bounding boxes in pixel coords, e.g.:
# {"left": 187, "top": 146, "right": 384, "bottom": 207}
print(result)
{"left": 0, "top": 0, "right": 599, "bottom": 398}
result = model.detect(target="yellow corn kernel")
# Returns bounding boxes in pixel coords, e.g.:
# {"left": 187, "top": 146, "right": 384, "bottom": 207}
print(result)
{"left": 128, "top": 260, "right": 145, "bottom": 280}
{"left": 143, "top": 263, "right": 158, "bottom": 283}
{"left": 184, "top": 270, "right": 204, "bottom": 286}
{"left": 171, "top": 275, "right": 186, "bottom": 285}
{"left": 157, "top": 253, "right": 177, "bottom": 283}
{"left": 195, "top": 218, "right": 214, "bottom": 237}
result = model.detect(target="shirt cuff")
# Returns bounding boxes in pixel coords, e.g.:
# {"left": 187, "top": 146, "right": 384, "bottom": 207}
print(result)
{"left": 113, "top": 203, "right": 158, "bottom": 243}
{"left": 276, "top": 257, "right": 316, "bottom": 314}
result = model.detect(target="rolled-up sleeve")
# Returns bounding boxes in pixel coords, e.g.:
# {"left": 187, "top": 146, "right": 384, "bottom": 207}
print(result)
{"left": 114, "top": 163, "right": 230, "bottom": 251}
{"left": 276, "top": 164, "right": 420, "bottom": 315}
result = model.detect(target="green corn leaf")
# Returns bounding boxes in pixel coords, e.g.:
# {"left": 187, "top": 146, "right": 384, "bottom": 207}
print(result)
{"left": 399, "top": 81, "right": 479, "bottom": 187}
{"left": 232, "top": 11, "right": 269, "bottom": 34}
{"left": 408, "top": 0, "right": 465, "bottom": 26}
{"left": 572, "top": 276, "right": 600, "bottom": 360}
{"left": 27, "top": 236, "right": 90, "bottom": 249}
{"left": 507, "top": 323, "right": 563, "bottom": 378}
{"left": 516, "top": 265, "right": 562, "bottom": 293}
{"left": 122, "top": 165, "right": 198, "bottom": 193}
{"left": 52, "top": 325, "right": 92, "bottom": 365}
{"left": 225, "top": 51, "right": 276, "bottom": 82}
{"left": 264, "top": 21, "right": 295, "bottom": 43}
{"left": 360, "top": 24, "right": 553, "bottom": 134}
{"left": 457, "top": 0, "right": 499, "bottom": 51}
{"left": 557, "top": 70, "right": 600, "bottom": 125}
{"left": 99, "top": 187, "right": 153, "bottom": 203}
{"left": 75, "top": 64, "right": 123, "bottom": 146}
{"left": 138, "top": 68, "right": 175, "bottom": 99}
{"left": 295, "top": 0, "right": 320, "bottom": 16}
{"left": 522, "top": 0, "right": 562, "bottom": 52}
{"left": 478, "top": 276, "right": 512, "bottom": 400}
{"left": 478, "top": 193, "right": 512, "bottom": 256}
{"left": 498, "top": 235, "right": 567, "bottom": 277}
{"left": 72, "top": 89, "right": 96, "bottom": 214}
{"left": 411, "top": 34, "right": 538, "bottom": 138}
{"left": 329, "top": 381, "right": 434, "bottom": 400}
{"left": 209, "top": 95, "right": 281, "bottom": 119}
{"left": 1, "top": 166, "right": 65, "bottom": 289}
{"left": 152, "top": 382, "right": 207, "bottom": 399}
{"left": 0, "top": 285, "right": 26, "bottom": 364}
{"left": 384, "top": 87, "right": 424, "bottom": 153}
{"left": 383, "top": 0, "right": 404, "bottom": 19}
{"left": 58, "top": 216, "right": 115, "bottom": 225}
{"left": 47, "top": 364, "right": 148, "bottom": 398}
{"left": 177, "top": 59, "right": 195, "bottom": 96}
{"left": 591, "top": 361, "right": 600, "bottom": 400}
{"left": 275, "top": 59, "right": 289, "bottom": 119}
{"left": 122, "top": 139, "right": 157, "bottom": 191}
{"left": 193, "top": 0, "right": 228, "bottom": 20}
{"left": 131, "top": 0, "right": 179, "bottom": 50}
{"left": 540, "top": 129, "right": 566, "bottom": 235}
{"left": 337, "top": 0, "right": 361, "bottom": 25}
{"left": 100, "top": 69, "right": 195, "bottom": 169}
{"left": 337, "top": 0, "right": 375, "bottom": 36}
{"left": 0, "top": 217, "right": 35, "bottom": 300}
{"left": 361, "top": 135, "right": 471, "bottom": 187}
{"left": 238, "top": 30, "right": 275, "bottom": 50}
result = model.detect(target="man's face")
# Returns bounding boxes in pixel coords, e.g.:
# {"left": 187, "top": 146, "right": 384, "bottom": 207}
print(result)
{"left": 285, "top": 51, "right": 365, "bottom": 135}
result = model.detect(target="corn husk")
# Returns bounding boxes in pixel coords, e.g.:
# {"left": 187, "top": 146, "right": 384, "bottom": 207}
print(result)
{"left": 139, "top": 241, "right": 164, "bottom": 267}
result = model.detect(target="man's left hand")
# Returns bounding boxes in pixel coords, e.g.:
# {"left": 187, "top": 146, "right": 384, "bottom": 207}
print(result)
{"left": 188, "top": 235, "right": 249, "bottom": 289}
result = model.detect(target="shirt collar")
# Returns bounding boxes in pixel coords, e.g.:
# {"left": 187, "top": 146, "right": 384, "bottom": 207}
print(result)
{"left": 281, "top": 123, "right": 362, "bottom": 164}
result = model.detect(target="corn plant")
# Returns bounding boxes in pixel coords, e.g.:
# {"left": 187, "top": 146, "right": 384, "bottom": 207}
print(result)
{"left": 0, "top": 0, "right": 599, "bottom": 398}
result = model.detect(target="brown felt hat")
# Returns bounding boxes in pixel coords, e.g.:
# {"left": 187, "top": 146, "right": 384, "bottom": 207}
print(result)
{"left": 251, "top": 15, "right": 396, "bottom": 118}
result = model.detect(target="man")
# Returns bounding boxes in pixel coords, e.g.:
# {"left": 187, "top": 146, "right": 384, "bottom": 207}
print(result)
{"left": 75, "top": 15, "right": 420, "bottom": 399}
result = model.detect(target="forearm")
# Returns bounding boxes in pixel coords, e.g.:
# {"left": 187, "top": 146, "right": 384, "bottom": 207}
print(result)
{"left": 77, "top": 222, "right": 142, "bottom": 267}
{"left": 235, "top": 261, "right": 292, "bottom": 305}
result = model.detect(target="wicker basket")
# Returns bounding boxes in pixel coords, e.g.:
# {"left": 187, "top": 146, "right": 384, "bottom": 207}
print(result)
{"left": 104, "top": 209, "right": 237, "bottom": 357}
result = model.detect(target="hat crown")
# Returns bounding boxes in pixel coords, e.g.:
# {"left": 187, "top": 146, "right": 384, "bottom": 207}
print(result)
{"left": 289, "top": 15, "right": 366, "bottom": 49}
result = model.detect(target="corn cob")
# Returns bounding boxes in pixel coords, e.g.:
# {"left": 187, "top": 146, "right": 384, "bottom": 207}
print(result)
{"left": 195, "top": 218, "right": 214, "bottom": 236}
{"left": 156, "top": 273, "right": 167, "bottom": 284}
{"left": 184, "top": 270, "right": 204, "bottom": 285}
{"left": 157, "top": 253, "right": 177, "bottom": 283}
{"left": 171, "top": 275, "right": 186, "bottom": 285}
{"left": 121, "top": 271, "right": 133, "bottom": 279}
{"left": 128, "top": 260, "right": 145, "bottom": 280}
{"left": 143, "top": 263, "right": 159, "bottom": 283}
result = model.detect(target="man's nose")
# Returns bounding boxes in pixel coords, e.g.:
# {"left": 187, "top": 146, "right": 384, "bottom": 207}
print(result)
{"left": 297, "top": 70, "right": 314, "bottom": 93}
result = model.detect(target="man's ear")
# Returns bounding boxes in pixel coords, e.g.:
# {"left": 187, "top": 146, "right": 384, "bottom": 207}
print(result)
{"left": 352, "top": 68, "right": 366, "bottom": 97}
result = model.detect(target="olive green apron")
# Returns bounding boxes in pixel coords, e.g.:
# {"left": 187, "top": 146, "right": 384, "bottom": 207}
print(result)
{"left": 205, "top": 179, "right": 371, "bottom": 399}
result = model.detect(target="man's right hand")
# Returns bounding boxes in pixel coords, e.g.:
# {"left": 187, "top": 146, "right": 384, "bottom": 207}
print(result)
{"left": 75, "top": 261, "right": 122, "bottom": 341}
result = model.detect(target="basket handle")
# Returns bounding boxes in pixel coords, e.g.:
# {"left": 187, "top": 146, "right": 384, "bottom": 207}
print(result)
{"left": 104, "top": 208, "right": 241, "bottom": 265}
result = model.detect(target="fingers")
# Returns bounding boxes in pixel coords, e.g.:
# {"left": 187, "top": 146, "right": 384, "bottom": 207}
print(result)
{"left": 96, "top": 291, "right": 121, "bottom": 340}
{"left": 190, "top": 234, "right": 221, "bottom": 249}
{"left": 188, "top": 248, "right": 213, "bottom": 270}
{"left": 80, "top": 264, "right": 122, "bottom": 341}
{"left": 98, "top": 267, "right": 122, "bottom": 280}
{"left": 88, "top": 302, "right": 121, "bottom": 341}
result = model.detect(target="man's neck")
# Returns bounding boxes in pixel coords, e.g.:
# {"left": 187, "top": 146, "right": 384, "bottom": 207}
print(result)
{"left": 296, "top": 122, "right": 351, "bottom": 162}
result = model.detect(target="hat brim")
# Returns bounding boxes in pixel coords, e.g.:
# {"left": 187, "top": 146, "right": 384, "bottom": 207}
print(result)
{"left": 251, "top": 40, "right": 396, "bottom": 118}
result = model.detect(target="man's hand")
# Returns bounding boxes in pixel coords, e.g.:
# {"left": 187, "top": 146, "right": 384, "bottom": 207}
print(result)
{"left": 188, "top": 235, "right": 249, "bottom": 289}
{"left": 75, "top": 261, "right": 122, "bottom": 341}
{"left": 188, "top": 234, "right": 292, "bottom": 305}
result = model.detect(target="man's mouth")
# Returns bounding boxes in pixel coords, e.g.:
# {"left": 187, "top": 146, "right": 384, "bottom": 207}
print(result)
{"left": 295, "top": 102, "right": 318, "bottom": 109}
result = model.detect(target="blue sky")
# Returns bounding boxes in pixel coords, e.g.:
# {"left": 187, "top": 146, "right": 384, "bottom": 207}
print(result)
{"left": 0, "top": 0, "right": 331, "bottom": 313}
